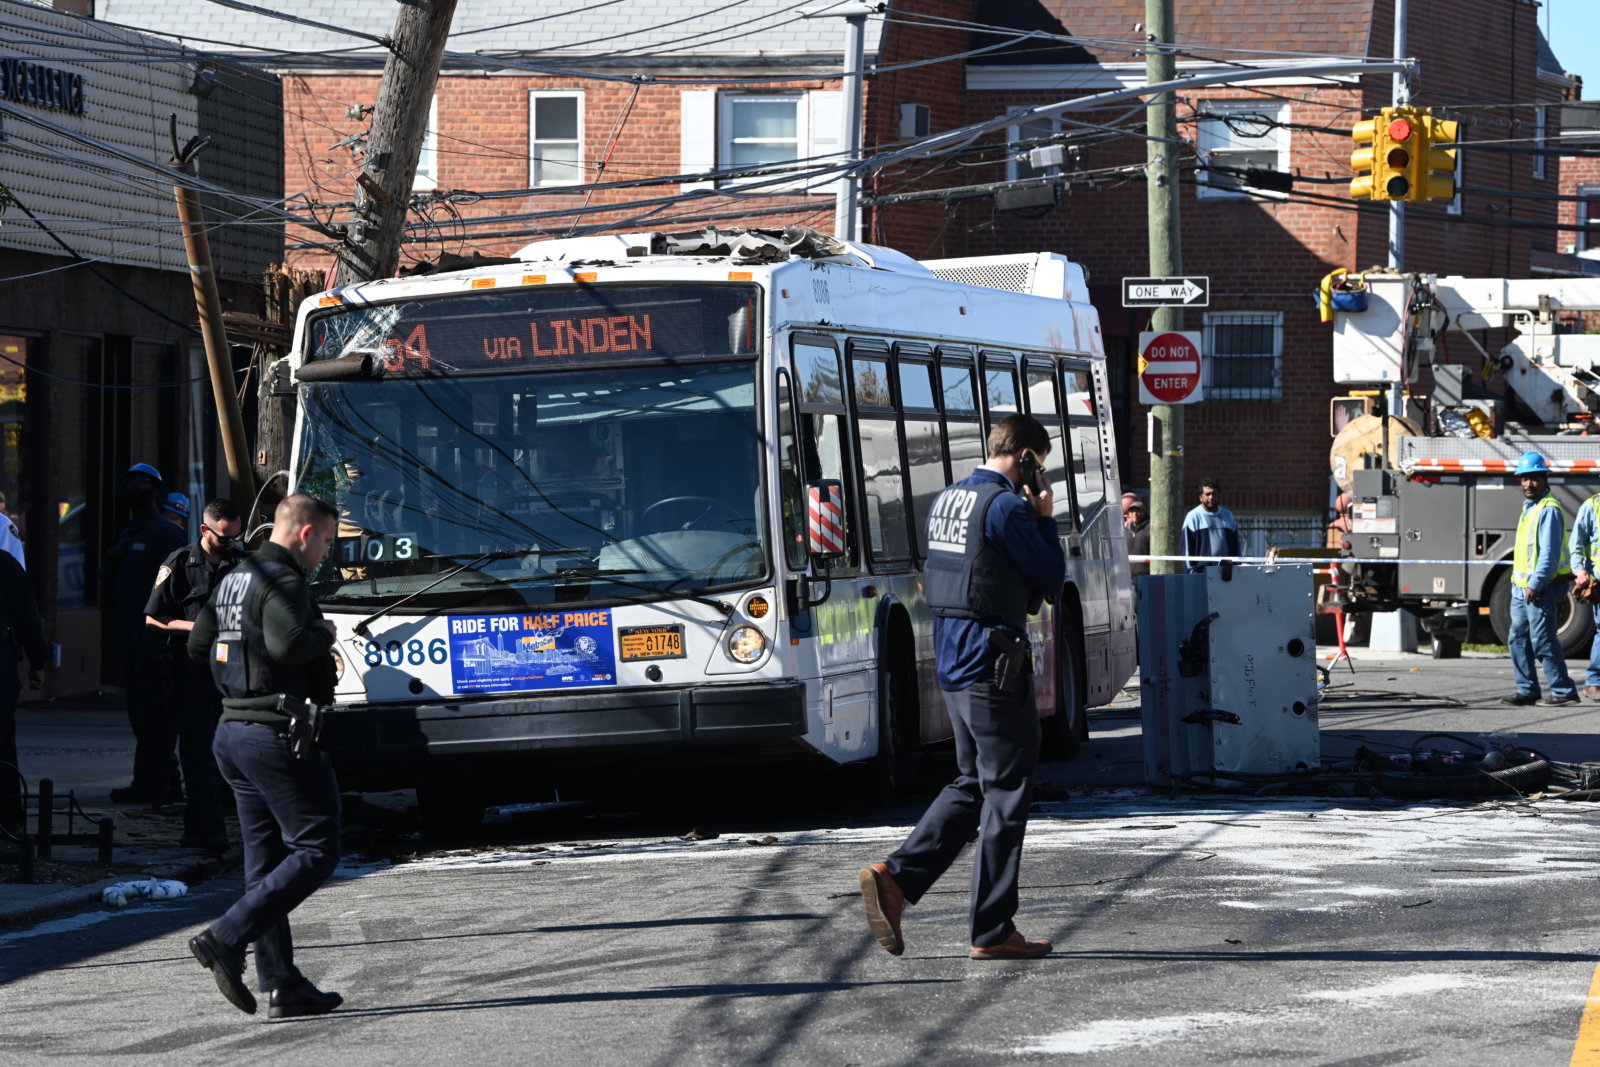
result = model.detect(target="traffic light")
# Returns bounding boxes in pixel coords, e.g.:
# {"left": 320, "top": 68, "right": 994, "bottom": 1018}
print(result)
{"left": 1349, "top": 107, "right": 1416, "bottom": 201}
{"left": 1413, "top": 114, "right": 1459, "bottom": 201}
{"left": 1349, "top": 113, "right": 1383, "bottom": 200}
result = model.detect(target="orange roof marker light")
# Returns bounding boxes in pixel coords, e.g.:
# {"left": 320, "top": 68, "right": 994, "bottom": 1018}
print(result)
{"left": 522, "top": 274, "right": 548, "bottom": 286}
{"left": 471, "top": 278, "right": 496, "bottom": 289}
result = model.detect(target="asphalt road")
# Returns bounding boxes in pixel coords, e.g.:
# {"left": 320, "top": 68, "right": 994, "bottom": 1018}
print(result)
{"left": 6, "top": 650, "right": 1600, "bottom": 1065}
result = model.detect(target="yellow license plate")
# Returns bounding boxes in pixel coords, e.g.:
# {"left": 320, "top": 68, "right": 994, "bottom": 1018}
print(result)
{"left": 618, "top": 625, "right": 685, "bottom": 661}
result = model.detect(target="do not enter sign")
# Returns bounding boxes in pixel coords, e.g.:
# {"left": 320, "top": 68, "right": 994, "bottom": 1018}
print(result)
{"left": 1137, "top": 330, "right": 1204, "bottom": 405}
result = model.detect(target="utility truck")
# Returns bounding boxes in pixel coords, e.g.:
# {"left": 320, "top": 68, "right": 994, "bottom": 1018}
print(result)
{"left": 1327, "top": 273, "right": 1600, "bottom": 658}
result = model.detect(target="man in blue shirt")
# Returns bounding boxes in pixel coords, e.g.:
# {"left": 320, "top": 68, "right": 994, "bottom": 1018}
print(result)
{"left": 1567, "top": 489, "right": 1600, "bottom": 702}
{"left": 1503, "top": 452, "right": 1577, "bottom": 707}
{"left": 1182, "top": 479, "right": 1240, "bottom": 572}
{"left": 859, "top": 414, "right": 1065, "bottom": 961}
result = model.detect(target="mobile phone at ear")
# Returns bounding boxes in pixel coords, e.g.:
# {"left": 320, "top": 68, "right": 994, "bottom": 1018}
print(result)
{"left": 1019, "top": 451, "right": 1045, "bottom": 495}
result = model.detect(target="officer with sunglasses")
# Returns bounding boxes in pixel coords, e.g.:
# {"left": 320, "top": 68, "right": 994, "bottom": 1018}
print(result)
{"left": 145, "top": 498, "right": 245, "bottom": 851}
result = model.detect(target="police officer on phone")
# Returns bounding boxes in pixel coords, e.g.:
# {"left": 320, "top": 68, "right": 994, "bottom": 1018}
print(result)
{"left": 859, "top": 413, "right": 1065, "bottom": 961}
{"left": 186, "top": 494, "right": 344, "bottom": 1018}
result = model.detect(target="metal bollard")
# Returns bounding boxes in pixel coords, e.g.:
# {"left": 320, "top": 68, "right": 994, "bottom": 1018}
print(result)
{"left": 17, "top": 834, "right": 32, "bottom": 884}
{"left": 97, "top": 818, "right": 113, "bottom": 865}
{"left": 36, "top": 778, "right": 53, "bottom": 861}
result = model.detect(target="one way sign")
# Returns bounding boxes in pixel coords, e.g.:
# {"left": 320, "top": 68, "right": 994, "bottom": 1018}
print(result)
{"left": 1121, "top": 276, "right": 1210, "bottom": 307}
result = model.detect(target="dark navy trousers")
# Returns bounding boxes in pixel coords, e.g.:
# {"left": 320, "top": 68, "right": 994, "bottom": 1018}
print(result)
{"left": 211, "top": 720, "right": 341, "bottom": 992}
{"left": 174, "top": 674, "right": 227, "bottom": 844}
{"left": 884, "top": 677, "right": 1039, "bottom": 948}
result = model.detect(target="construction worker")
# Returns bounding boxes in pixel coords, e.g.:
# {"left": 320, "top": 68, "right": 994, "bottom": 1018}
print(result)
{"left": 1569, "top": 489, "right": 1600, "bottom": 702}
{"left": 1502, "top": 452, "right": 1578, "bottom": 707}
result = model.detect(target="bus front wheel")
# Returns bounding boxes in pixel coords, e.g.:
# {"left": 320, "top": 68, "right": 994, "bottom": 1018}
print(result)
{"left": 1041, "top": 628, "right": 1085, "bottom": 761}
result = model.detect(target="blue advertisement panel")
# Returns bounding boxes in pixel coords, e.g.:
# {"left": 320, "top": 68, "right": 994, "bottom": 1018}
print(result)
{"left": 447, "top": 609, "right": 616, "bottom": 694}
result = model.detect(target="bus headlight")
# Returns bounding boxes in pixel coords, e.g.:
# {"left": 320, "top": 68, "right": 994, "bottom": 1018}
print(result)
{"left": 726, "top": 624, "right": 767, "bottom": 663}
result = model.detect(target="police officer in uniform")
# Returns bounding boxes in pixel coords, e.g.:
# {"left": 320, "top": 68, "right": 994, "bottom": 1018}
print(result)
{"left": 145, "top": 499, "right": 244, "bottom": 852}
{"left": 186, "top": 493, "right": 343, "bottom": 1018}
{"left": 105, "top": 463, "right": 187, "bottom": 802}
{"left": 859, "top": 413, "right": 1066, "bottom": 960}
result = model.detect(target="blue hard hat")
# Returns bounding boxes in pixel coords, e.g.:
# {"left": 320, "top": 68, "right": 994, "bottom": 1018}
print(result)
{"left": 159, "top": 492, "right": 189, "bottom": 519}
{"left": 1514, "top": 451, "right": 1552, "bottom": 476}
{"left": 126, "top": 462, "right": 163, "bottom": 482}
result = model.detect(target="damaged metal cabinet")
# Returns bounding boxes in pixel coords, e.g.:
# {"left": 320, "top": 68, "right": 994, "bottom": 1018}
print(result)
{"left": 1139, "top": 564, "right": 1320, "bottom": 788}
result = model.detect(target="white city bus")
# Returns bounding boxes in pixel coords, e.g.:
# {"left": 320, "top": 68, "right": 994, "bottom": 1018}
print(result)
{"left": 284, "top": 228, "right": 1134, "bottom": 827}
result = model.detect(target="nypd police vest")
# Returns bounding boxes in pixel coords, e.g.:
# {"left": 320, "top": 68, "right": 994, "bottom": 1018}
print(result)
{"left": 209, "top": 559, "right": 303, "bottom": 699}
{"left": 924, "top": 479, "right": 1034, "bottom": 628}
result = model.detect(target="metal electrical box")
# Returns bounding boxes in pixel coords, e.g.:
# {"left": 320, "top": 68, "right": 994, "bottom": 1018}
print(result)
{"left": 1140, "top": 564, "right": 1320, "bottom": 788}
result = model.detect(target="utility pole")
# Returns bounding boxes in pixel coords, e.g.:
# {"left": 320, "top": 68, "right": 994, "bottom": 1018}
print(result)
{"left": 802, "top": 1, "right": 879, "bottom": 243}
{"left": 170, "top": 122, "right": 255, "bottom": 511}
{"left": 1145, "top": 0, "right": 1184, "bottom": 574}
{"left": 333, "top": 0, "right": 458, "bottom": 286}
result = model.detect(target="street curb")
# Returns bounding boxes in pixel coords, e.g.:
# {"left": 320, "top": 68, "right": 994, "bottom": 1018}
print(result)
{"left": 0, "top": 850, "right": 235, "bottom": 928}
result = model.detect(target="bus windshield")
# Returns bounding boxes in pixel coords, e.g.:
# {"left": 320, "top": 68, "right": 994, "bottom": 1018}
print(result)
{"left": 293, "top": 360, "right": 768, "bottom": 611}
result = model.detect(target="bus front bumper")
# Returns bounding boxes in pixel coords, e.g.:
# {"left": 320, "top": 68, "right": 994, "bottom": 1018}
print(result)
{"left": 322, "top": 682, "right": 806, "bottom": 763}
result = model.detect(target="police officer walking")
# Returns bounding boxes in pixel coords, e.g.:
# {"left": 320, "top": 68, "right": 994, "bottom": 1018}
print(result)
{"left": 186, "top": 493, "right": 343, "bottom": 1018}
{"left": 105, "top": 463, "right": 187, "bottom": 802}
{"left": 144, "top": 499, "right": 244, "bottom": 852}
{"left": 859, "top": 414, "right": 1065, "bottom": 960}
{"left": 1502, "top": 451, "right": 1579, "bottom": 707}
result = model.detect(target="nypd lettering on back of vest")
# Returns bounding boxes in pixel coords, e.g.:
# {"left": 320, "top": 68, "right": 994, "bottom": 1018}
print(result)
{"left": 213, "top": 568, "right": 253, "bottom": 639}
{"left": 928, "top": 486, "right": 980, "bottom": 554}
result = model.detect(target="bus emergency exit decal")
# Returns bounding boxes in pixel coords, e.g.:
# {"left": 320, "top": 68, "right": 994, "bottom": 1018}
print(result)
{"left": 448, "top": 610, "right": 617, "bottom": 693}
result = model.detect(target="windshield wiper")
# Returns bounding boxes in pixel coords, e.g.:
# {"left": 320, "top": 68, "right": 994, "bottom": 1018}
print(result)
{"left": 503, "top": 565, "right": 733, "bottom": 617}
{"left": 350, "top": 548, "right": 576, "bottom": 635}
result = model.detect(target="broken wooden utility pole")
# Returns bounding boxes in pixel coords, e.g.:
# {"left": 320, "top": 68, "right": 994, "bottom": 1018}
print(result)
{"left": 333, "top": 0, "right": 458, "bottom": 286}
{"left": 170, "top": 119, "right": 256, "bottom": 511}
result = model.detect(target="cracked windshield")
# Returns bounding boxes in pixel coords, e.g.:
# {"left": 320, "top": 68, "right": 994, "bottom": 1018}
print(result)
{"left": 293, "top": 290, "right": 766, "bottom": 611}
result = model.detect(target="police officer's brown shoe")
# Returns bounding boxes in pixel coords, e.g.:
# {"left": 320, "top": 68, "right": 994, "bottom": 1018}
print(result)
{"left": 188, "top": 928, "right": 256, "bottom": 1014}
{"left": 969, "top": 932, "right": 1052, "bottom": 960}
{"left": 859, "top": 863, "right": 905, "bottom": 956}
{"left": 267, "top": 979, "right": 343, "bottom": 1019}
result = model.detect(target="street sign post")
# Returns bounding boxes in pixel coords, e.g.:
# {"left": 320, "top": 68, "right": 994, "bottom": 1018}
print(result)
{"left": 1122, "top": 276, "right": 1210, "bottom": 307}
{"left": 1138, "top": 330, "right": 1204, "bottom": 405}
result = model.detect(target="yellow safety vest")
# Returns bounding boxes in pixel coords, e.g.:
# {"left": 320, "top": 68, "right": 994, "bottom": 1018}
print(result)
{"left": 1586, "top": 493, "right": 1600, "bottom": 566}
{"left": 1512, "top": 494, "right": 1573, "bottom": 588}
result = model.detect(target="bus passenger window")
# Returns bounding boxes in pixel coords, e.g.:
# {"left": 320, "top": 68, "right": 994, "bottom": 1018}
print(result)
{"left": 898, "top": 360, "right": 942, "bottom": 556}
{"left": 776, "top": 371, "right": 808, "bottom": 569}
{"left": 852, "top": 353, "right": 910, "bottom": 562}
{"left": 982, "top": 354, "right": 1018, "bottom": 423}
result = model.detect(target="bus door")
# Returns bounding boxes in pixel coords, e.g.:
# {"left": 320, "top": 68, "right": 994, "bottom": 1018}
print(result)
{"left": 1060, "top": 361, "right": 1113, "bottom": 633}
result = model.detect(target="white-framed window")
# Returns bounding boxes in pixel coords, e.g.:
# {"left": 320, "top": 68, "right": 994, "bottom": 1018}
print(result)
{"left": 529, "top": 91, "right": 583, "bottom": 187}
{"left": 1005, "top": 111, "right": 1060, "bottom": 181}
{"left": 1534, "top": 105, "right": 1547, "bottom": 181}
{"left": 1196, "top": 102, "right": 1289, "bottom": 200}
{"left": 413, "top": 94, "right": 438, "bottom": 191}
{"left": 1578, "top": 184, "right": 1600, "bottom": 256}
{"left": 678, "top": 90, "right": 841, "bottom": 193}
{"left": 1203, "top": 311, "right": 1283, "bottom": 400}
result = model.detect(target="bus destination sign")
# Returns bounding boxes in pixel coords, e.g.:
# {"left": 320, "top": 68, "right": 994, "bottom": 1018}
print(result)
{"left": 309, "top": 285, "right": 758, "bottom": 375}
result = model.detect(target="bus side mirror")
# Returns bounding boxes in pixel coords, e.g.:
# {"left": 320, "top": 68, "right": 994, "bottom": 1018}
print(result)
{"left": 802, "top": 480, "right": 845, "bottom": 607}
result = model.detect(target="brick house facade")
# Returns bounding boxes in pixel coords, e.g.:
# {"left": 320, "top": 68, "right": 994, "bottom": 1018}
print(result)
{"left": 98, "top": 0, "right": 1576, "bottom": 542}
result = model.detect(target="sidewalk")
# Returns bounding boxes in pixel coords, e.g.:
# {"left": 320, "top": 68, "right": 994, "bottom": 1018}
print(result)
{"left": 1, "top": 702, "right": 240, "bottom": 926}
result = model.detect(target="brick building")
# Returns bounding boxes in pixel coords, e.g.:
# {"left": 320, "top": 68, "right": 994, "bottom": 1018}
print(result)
{"left": 95, "top": 0, "right": 1578, "bottom": 547}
